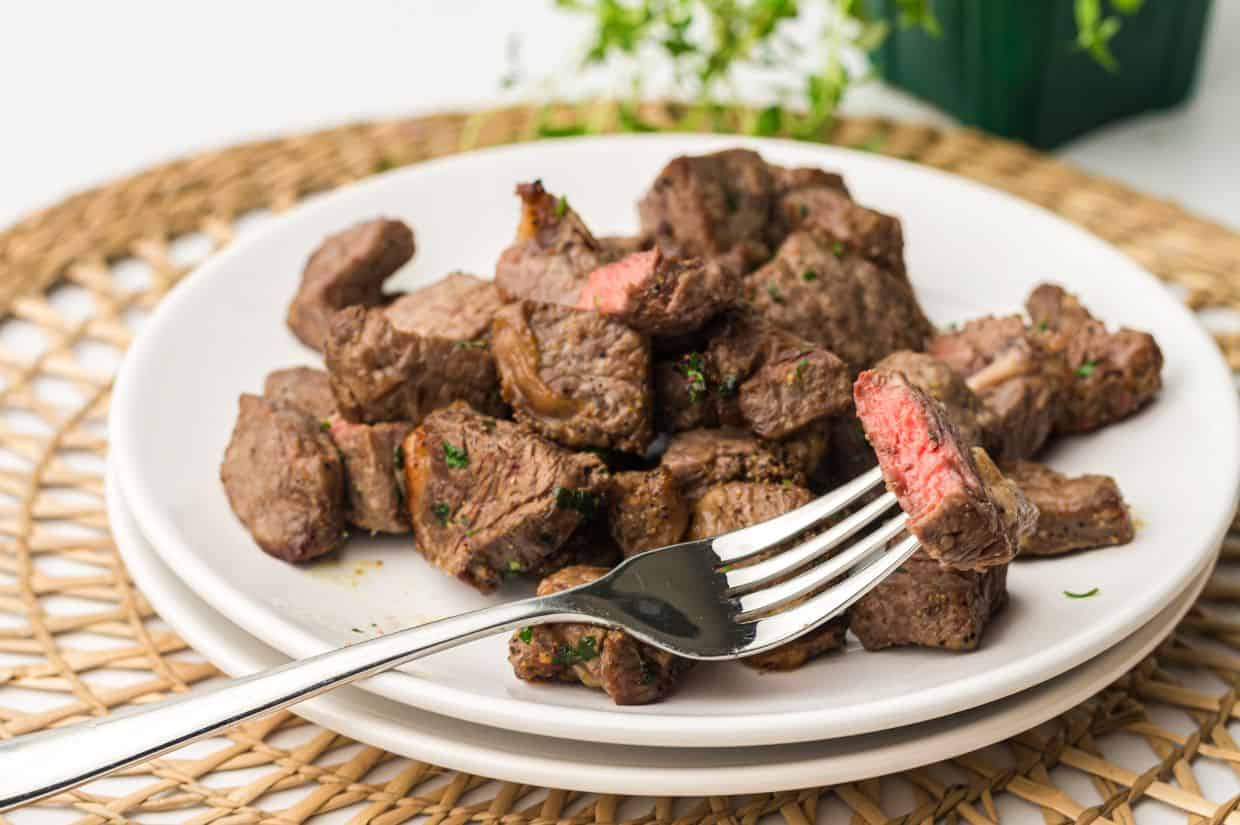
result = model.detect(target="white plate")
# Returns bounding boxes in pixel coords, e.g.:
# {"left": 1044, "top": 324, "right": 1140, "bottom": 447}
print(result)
{"left": 108, "top": 460, "right": 1212, "bottom": 795}
{"left": 110, "top": 134, "right": 1240, "bottom": 748}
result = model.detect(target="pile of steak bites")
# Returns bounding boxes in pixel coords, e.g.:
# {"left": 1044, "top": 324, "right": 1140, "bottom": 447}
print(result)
{"left": 221, "top": 149, "right": 1163, "bottom": 705}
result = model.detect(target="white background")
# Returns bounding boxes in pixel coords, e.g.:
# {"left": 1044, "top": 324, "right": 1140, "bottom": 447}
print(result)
{"left": 0, "top": 2, "right": 1237, "bottom": 822}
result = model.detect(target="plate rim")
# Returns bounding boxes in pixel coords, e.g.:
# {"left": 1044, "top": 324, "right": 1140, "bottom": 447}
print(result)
{"left": 107, "top": 458, "right": 1212, "bottom": 795}
{"left": 109, "top": 132, "right": 1240, "bottom": 748}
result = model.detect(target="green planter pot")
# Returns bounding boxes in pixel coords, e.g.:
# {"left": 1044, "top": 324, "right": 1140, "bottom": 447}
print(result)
{"left": 866, "top": 0, "right": 1213, "bottom": 149}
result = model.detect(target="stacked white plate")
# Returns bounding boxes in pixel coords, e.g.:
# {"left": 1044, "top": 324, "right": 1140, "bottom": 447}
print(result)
{"left": 107, "top": 136, "right": 1240, "bottom": 795}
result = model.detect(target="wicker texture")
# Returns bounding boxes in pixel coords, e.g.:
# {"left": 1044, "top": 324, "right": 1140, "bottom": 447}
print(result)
{"left": 0, "top": 103, "right": 1238, "bottom": 823}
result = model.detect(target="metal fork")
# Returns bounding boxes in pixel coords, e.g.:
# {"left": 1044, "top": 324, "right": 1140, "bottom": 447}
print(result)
{"left": 0, "top": 465, "right": 915, "bottom": 811}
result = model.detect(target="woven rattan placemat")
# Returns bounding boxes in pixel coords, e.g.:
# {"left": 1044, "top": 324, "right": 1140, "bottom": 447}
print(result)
{"left": 2, "top": 103, "right": 1239, "bottom": 824}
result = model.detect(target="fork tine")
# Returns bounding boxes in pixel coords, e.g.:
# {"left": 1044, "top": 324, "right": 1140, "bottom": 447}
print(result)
{"left": 723, "top": 491, "right": 898, "bottom": 592}
{"left": 735, "top": 512, "right": 910, "bottom": 617}
{"left": 710, "top": 466, "right": 885, "bottom": 564}
{"left": 741, "top": 534, "right": 922, "bottom": 642}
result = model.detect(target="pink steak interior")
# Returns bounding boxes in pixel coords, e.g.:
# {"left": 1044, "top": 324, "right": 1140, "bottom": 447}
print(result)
{"left": 854, "top": 371, "right": 966, "bottom": 521}
{"left": 577, "top": 249, "right": 658, "bottom": 313}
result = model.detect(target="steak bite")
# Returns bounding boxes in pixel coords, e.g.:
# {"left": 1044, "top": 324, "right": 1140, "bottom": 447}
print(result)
{"left": 384, "top": 272, "right": 505, "bottom": 342}
{"left": 1003, "top": 460, "right": 1134, "bottom": 556}
{"left": 776, "top": 184, "right": 906, "bottom": 280}
{"left": 325, "top": 305, "right": 505, "bottom": 425}
{"left": 875, "top": 351, "right": 985, "bottom": 449}
{"left": 221, "top": 395, "right": 347, "bottom": 563}
{"left": 1025, "top": 284, "right": 1163, "bottom": 434}
{"left": 286, "top": 218, "right": 415, "bottom": 351}
{"left": 495, "top": 181, "right": 612, "bottom": 305}
{"left": 688, "top": 481, "right": 848, "bottom": 671}
{"left": 660, "top": 428, "right": 811, "bottom": 500}
{"left": 263, "top": 366, "right": 338, "bottom": 421}
{"left": 746, "top": 231, "right": 932, "bottom": 371}
{"left": 638, "top": 149, "right": 775, "bottom": 275}
{"left": 929, "top": 315, "right": 1069, "bottom": 462}
{"left": 491, "top": 301, "right": 653, "bottom": 452}
{"left": 854, "top": 369, "right": 1037, "bottom": 570}
{"left": 848, "top": 552, "right": 1008, "bottom": 651}
{"left": 402, "top": 402, "right": 607, "bottom": 592}
{"left": 606, "top": 469, "right": 690, "bottom": 557}
{"left": 653, "top": 313, "right": 851, "bottom": 439}
{"left": 509, "top": 565, "right": 693, "bottom": 705}
{"left": 328, "top": 417, "right": 413, "bottom": 534}
{"left": 576, "top": 248, "right": 739, "bottom": 338}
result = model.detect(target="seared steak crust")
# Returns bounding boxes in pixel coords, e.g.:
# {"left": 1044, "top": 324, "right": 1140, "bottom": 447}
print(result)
{"left": 286, "top": 218, "right": 414, "bottom": 351}
{"left": 509, "top": 565, "right": 693, "bottom": 704}
{"left": 495, "top": 181, "right": 612, "bottom": 305}
{"left": 402, "top": 403, "right": 607, "bottom": 592}
{"left": 746, "top": 231, "right": 932, "bottom": 371}
{"left": 849, "top": 552, "right": 1007, "bottom": 651}
{"left": 1026, "top": 284, "right": 1163, "bottom": 434}
{"left": 491, "top": 301, "right": 653, "bottom": 452}
{"left": 606, "top": 469, "right": 690, "bottom": 557}
{"left": 264, "top": 366, "right": 338, "bottom": 421}
{"left": 855, "top": 369, "right": 1036, "bottom": 570}
{"left": 776, "top": 185, "right": 906, "bottom": 279}
{"left": 1003, "top": 459, "right": 1134, "bottom": 556}
{"left": 324, "top": 305, "right": 505, "bottom": 425}
{"left": 328, "top": 417, "right": 413, "bottom": 533}
{"left": 221, "top": 395, "right": 346, "bottom": 562}
{"left": 384, "top": 272, "right": 506, "bottom": 341}
{"left": 660, "top": 428, "right": 809, "bottom": 500}
{"left": 929, "top": 315, "right": 1070, "bottom": 461}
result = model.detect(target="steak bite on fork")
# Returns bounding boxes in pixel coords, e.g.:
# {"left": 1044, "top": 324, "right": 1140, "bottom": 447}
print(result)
{"left": 286, "top": 218, "right": 415, "bottom": 351}
{"left": 401, "top": 402, "right": 608, "bottom": 592}
{"left": 509, "top": 565, "right": 694, "bottom": 705}
{"left": 854, "top": 369, "right": 1037, "bottom": 570}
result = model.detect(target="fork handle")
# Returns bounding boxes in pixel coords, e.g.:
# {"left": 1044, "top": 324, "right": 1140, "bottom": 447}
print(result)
{"left": 0, "top": 596, "right": 571, "bottom": 811}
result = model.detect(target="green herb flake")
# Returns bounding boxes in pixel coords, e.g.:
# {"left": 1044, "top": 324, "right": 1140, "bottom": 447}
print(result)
{"left": 638, "top": 657, "right": 656, "bottom": 685}
{"left": 459, "top": 514, "right": 471, "bottom": 526}
{"left": 508, "top": 559, "right": 524, "bottom": 572}
{"left": 832, "top": 241, "right": 845, "bottom": 258}
{"left": 718, "top": 373, "right": 740, "bottom": 398}
{"left": 794, "top": 358, "right": 808, "bottom": 380}
{"left": 555, "top": 635, "right": 600, "bottom": 666}
{"left": 798, "top": 203, "right": 809, "bottom": 219}
{"left": 443, "top": 441, "right": 470, "bottom": 469}
{"left": 431, "top": 502, "right": 452, "bottom": 526}
{"left": 801, "top": 269, "right": 818, "bottom": 282}
{"left": 555, "top": 486, "right": 599, "bottom": 520}
{"left": 1037, "top": 321, "right": 1050, "bottom": 331}
{"left": 555, "top": 194, "right": 569, "bottom": 218}
{"left": 723, "top": 188, "right": 738, "bottom": 214}
{"left": 1076, "top": 361, "right": 1098, "bottom": 378}
{"left": 766, "top": 282, "right": 785, "bottom": 304}
{"left": 453, "top": 339, "right": 488, "bottom": 351}
{"left": 320, "top": 419, "right": 332, "bottom": 432}
{"left": 679, "top": 352, "right": 708, "bottom": 403}
{"left": 1064, "top": 587, "right": 1100, "bottom": 599}
{"left": 393, "top": 442, "right": 405, "bottom": 468}
{"left": 518, "top": 626, "right": 534, "bottom": 644}
{"left": 352, "top": 627, "right": 363, "bottom": 634}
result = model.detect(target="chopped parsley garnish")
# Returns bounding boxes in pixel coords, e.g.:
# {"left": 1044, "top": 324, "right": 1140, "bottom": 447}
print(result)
{"left": 723, "top": 188, "right": 738, "bottom": 214}
{"left": 518, "top": 626, "right": 534, "bottom": 644}
{"left": 766, "top": 282, "right": 785, "bottom": 304}
{"left": 393, "top": 443, "right": 405, "bottom": 468}
{"left": 801, "top": 269, "right": 818, "bottom": 282}
{"left": 831, "top": 241, "right": 844, "bottom": 258}
{"left": 459, "top": 514, "right": 470, "bottom": 526}
{"left": 443, "top": 441, "right": 469, "bottom": 468}
{"left": 718, "top": 373, "right": 740, "bottom": 398}
{"left": 794, "top": 358, "right": 808, "bottom": 380}
{"left": 508, "top": 559, "right": 524, "bottom": 572}
{"left": 1064, "top": 587, "right": 1100, "bottom": 599}
{"left": 555, "top": 194, "right": 568, "bottom": 217}
{"left": 798, "top": 203, "right": 809, "bottom": 219}
{"left": 320, "top": 419, "right": 332, "bottom": 432}
{"left": 1037, "top": 321, "right": 1050, "bottom": 331}
{"left": 555, "top": 635, "right": 600, "bottom": 666}
{"left": 638, "top": 657, "right": 656, "bottom": 685}
{"left": 1076, "top": 361, "right": 1098, "bottom": 378}
{"left": 453, "top": 339, "right": 488, "bottom": 350}
{"left": 431, "top": 502, "right": 452, "bottom": 526}
{"left": 555, "top": 486, "right": 599, "bottom": 520}
{"left": 679, "top": 352, "right": 708, "bottom": 403}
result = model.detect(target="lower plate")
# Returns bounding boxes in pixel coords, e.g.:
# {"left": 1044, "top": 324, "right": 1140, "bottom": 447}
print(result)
{"left": 107, "top": 462, "right": 1211, "bottom": 796}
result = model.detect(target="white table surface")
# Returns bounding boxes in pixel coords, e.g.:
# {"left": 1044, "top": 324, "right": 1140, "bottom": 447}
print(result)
{"left": 1, "top": 2, "right": 1237, "bottom": 823}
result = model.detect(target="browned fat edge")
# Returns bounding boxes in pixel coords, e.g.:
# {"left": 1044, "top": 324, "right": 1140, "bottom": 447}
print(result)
{"left": 515, "top": 181, "right": 555, "bottom": 241}
{"left": 492, "top": 306, "right": 586, "bottom": 419}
